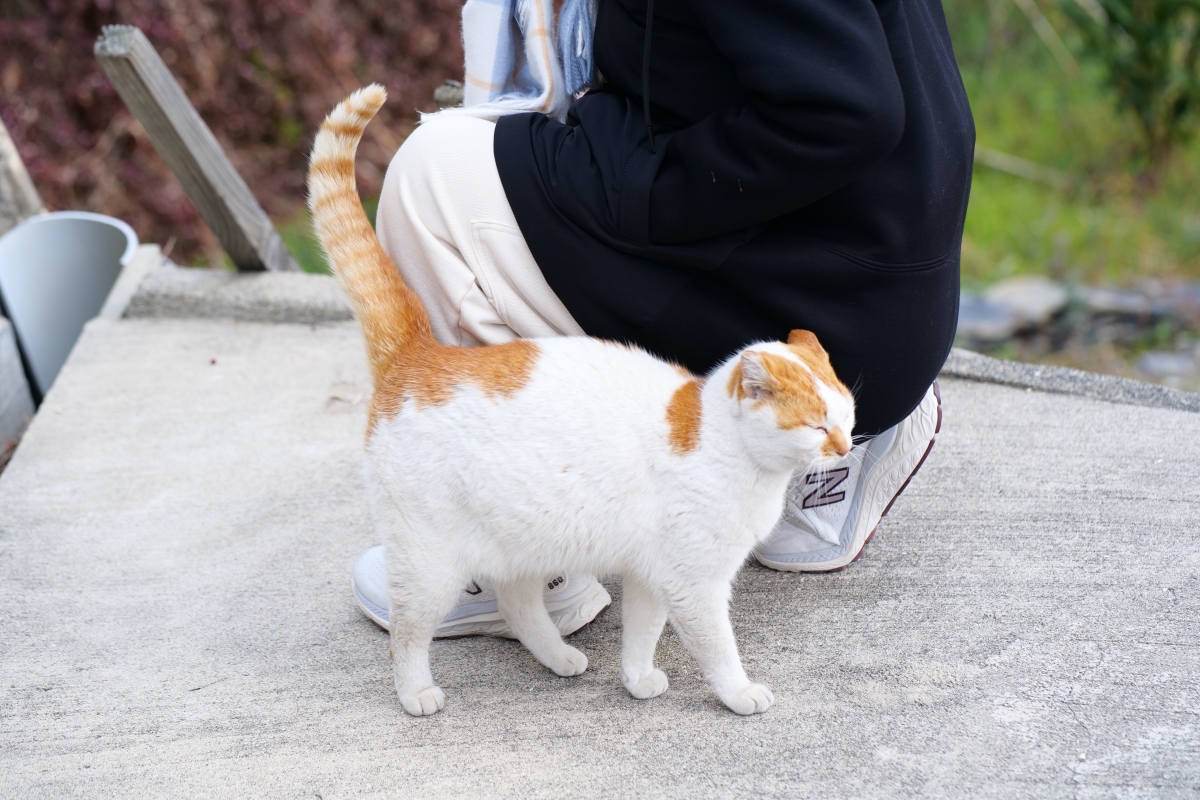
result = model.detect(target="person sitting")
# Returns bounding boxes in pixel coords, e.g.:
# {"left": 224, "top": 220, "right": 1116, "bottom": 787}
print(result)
{"left": 352, "top": 0, "right": 971, "bottom": 635}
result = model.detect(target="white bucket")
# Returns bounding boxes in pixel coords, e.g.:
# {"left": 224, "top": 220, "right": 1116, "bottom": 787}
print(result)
{"left": 0, "top": 211, "right": 138, "bottom": 399}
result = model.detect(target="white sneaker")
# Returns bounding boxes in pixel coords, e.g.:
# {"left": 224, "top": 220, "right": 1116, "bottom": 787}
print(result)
{"left": 351, "top": 545, "right": 612, "bottom": 638}
{"left": 755, "top": 381, "right": 942, "bottom": 573}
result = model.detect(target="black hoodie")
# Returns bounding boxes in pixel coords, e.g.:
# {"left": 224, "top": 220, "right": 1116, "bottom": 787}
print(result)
{"left": 494, "top": 0, "right": 974, "bottom": 434}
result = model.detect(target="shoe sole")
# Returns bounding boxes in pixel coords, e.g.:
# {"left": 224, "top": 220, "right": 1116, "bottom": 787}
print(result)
{"left": 353, "top": 578, "right": 613, "bottom": 640}
{"left": 756, "top": 381, "right": 942, "bottom": 574}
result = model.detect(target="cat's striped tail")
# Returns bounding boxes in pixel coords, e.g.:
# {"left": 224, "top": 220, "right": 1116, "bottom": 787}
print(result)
{"left": 308, "top": 85, "right": 433, "bottom": 385}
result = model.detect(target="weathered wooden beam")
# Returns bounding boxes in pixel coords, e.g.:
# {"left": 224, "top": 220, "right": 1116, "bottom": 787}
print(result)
{"left": 0, "top": 118, "right": 45, "bottom": 239}
{"left": 94, "top": 25, "right": 298, "bottom": 272}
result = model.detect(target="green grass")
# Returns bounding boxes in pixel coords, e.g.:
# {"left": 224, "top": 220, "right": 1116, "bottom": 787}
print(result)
{"left": 948, "top": 0, "right": 1200, "bottom": 289}
{"left": 277, "top": 196, "right": 378, "bottom": 275}
{"left": 961, "top": 166, "right": 1200, "bottom": 289}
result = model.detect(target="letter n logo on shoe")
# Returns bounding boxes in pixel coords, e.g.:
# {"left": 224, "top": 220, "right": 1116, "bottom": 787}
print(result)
{"left": 802, "top": 467, "right": 849, "bottom": 509}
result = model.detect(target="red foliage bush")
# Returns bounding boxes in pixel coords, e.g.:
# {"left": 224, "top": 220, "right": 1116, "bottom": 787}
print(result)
{"left": 0, "top": 0, "right": 462, "bottom": 264}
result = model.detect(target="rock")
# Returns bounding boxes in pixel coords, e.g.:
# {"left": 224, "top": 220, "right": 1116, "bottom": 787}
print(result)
{"left": 1075, "top": 286, "right": 1151, "bottom": 316}
{"left": 1136, "top": 351, "right": 1197, "bottom": 377}
{"left": 957, "top": 293, "right": 1019, "bottom": 342}
{"left": 985, "top": 275, "right": 1069, "bottom": 327}
{"left": 1143, "top": 282, "right": 1200, "bottom": 320}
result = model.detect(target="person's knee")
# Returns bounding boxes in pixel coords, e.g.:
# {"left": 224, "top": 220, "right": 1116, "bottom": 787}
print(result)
{"left": 386, "top": 114, "right": 496, "bottom": 187}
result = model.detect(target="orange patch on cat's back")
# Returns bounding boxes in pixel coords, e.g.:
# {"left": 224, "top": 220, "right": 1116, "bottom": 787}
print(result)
{"left": 368, "top": 339, "right": 541, "bottom": 434}
{"left": 666, "top": 379, "right": 704, "bottom": 455}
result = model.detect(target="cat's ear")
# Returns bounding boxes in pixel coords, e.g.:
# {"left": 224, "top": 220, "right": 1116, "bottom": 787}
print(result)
{"left": 738, "top": 351, "right": 776, "bottom": 401}
{"left": 787, "top": 329, "right": 825, "bottom": 354}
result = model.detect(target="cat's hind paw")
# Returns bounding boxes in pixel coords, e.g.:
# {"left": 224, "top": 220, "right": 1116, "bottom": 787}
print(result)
{"left": 399, "top": 685, "right": 446, "bottom": 716}
{"left": 719, "top": 682, "right": 774, "bottom": 715}
{"left": 623, "top": 668, "right": 668, "bottom": 700}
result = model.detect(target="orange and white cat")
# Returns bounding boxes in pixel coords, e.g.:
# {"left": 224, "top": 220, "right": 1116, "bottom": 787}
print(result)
{"left": 308, "top": 86, "right": 855, "bottom": 717}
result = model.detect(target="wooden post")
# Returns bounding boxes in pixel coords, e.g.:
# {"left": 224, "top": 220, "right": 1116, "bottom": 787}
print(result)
{"left": 0, "top": 118, "right": 45, "bottom": 239}
{"left": 94, "top": 25, "right": 299, "bottom": 272}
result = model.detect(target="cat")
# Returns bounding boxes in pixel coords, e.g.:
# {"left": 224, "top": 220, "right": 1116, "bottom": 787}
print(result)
{"left": 307, "top": 85, "right": 855, "bottom": 717}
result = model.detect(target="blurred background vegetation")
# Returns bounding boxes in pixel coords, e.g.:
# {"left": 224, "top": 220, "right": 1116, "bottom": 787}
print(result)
{"left": 0, "top": 0, "right": 461, "bottom": 267}
{"left": 946, "top": 0, "right": 1200, "bottom": 387}
{"left": 2, "top": 0, "right": 1199, "bottom": 384}
{"left": 948, "top": 0, "right": 1200, "bottom": 291}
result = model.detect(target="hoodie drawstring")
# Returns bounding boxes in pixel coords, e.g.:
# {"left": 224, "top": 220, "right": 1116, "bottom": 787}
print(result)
{"left": 642, "top": 0, "right": 656, "bottom": 152}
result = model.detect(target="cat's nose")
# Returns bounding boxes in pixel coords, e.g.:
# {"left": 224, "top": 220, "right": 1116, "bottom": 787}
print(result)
{"left": 824, "top": 429, "right": 851, "bottom": 458}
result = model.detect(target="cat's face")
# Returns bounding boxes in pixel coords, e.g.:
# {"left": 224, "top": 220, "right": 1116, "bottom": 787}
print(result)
{"left": 727, "top": 330, "right": 855, "bottom": 473}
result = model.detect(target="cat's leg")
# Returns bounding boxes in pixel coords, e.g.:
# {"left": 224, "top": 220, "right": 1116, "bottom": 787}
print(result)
{"left": 620, "top": 575, "right": 669, "bottom": 700}
{"left": 494, "top": 576, "right": 588, "bottom": 677}
{"left": 388, "top": 569, "right": 462, "bottom": 717}
{"left": 665, "top": 585, "right": 774, "bottom": 715}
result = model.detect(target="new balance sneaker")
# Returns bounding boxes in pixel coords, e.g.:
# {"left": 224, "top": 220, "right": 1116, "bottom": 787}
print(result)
{"left": 755, "top": 381, "right": 942, "bottom": 573}
{"left": 351, "top": 545, "right": 612, "bottom": 638}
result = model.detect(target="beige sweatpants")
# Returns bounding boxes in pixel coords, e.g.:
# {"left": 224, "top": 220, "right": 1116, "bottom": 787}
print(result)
{"left": 375, "top": 115, "right": 585, "bottom": 348}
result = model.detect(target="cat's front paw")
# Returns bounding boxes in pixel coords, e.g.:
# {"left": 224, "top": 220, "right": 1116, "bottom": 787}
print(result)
{"left": 399, "top": 685, "right": 446, "bottom": 716}
{"left": 545, "top": 645, "right": 589, "bottom": 677}
{"left": 623, "top": 668, "right": 668, "bottom": 700}
{"left": 718, "top": 682, "right": 774, "bottom": 715}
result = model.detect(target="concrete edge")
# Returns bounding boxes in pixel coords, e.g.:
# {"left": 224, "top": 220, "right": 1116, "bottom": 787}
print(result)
{"left": 940, "top": 347, "right": 1200, "bottom": 413}
{"left": 124, "top": 264, "right": 352, "bottom": 324}
{"left": 99, "top": 244, "right": 164, "bottom": 320}
{"left": 122, "top": 267, "right": 1200, "bottom": 413}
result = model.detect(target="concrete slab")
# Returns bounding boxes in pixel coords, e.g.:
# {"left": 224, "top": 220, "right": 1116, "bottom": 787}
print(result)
{"left": 1, "top": 317, "right": 1198, "bottom": 798}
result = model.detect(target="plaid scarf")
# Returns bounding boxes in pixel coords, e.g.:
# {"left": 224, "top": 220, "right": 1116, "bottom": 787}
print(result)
{"left": 446, "top": 0, "right": 596, "bottom": 122}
